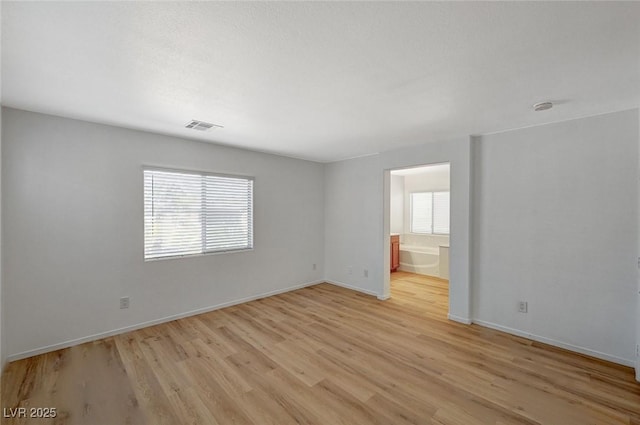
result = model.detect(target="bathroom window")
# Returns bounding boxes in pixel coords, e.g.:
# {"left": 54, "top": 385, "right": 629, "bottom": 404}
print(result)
{"left": 410, "top": 191, "right": 450, "bottom": 235}
{"left": 144, "top": 167, "right": 254, "bottom": 260}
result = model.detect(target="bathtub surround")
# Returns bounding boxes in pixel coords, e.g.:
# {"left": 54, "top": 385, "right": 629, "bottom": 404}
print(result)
{"left": 401, "top": 234, "right": 450, "bottom": 251}
{"left": 398, "top": 235, "right": 449, "bottom": 279}
{"left": 398, "top": 244, "right": 441, "bottom": 277}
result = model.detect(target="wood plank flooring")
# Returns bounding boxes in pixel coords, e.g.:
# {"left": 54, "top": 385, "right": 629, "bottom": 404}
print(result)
{"left": 2, "top": 272, "right": 639, "bottom": 424}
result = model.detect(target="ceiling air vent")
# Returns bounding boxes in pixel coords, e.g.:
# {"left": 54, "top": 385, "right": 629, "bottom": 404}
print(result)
{"left": 185, "top": 120, "right": 223, "bottom": 131}
{"left": 533, "top": 102, "right": 553, "bottom": 112}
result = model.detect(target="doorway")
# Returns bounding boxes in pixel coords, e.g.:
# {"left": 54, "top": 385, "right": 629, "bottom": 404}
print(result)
{"left": 383, "top": 163, "right": 451, "bottom": 315}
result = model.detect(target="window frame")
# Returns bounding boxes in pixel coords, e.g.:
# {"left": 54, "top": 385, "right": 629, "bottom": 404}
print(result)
{"left": 409, "top": 190, "right": 450, "bottom": 235}
{"left": 143, "top": 166, "right": 255, "bottom": 261}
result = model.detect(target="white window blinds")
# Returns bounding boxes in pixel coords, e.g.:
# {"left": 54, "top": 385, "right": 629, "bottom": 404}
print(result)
{"left": 410, "top": 191, "right": 450, "bottom": 235}
{"left": 433, "top": 191, "right": 450, "bottom": 234}
{"left": 144, "top": 168, "right": 253, "bottom": 260}
{"left": 410, "top": 192, "right": 433, "bottom": 234}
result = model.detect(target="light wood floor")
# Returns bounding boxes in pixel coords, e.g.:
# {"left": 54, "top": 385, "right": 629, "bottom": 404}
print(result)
{"left": 2, "top": 272, "right": 640, "bottom": 424}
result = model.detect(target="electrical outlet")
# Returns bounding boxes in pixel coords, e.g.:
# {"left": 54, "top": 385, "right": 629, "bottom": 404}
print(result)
{"left": 364, "top": 269, "right": 368, "bottom": 278}
{"left": 313, "top": 263, "right": 317, "bottom": 271}
{"left": 518, "top": 301, "right": 528, "bottom": 313}
{"left": 120, "top": 296, "right": 130, "bottom": 309}
{"left": 636, "top": 344, "right": 639, "bottom": 357}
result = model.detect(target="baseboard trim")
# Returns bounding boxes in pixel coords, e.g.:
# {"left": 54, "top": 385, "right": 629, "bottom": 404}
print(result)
{"left": 7, "top": 279, "right": 324, "bottom": 362}
{"left": 448, "top": 314, "right": 472, "bottom": 324}
{"left": 325, "top": 279, "right": 381, "bottom": 298}
{"left": 472, "top": 319, "right": 635, "bottom": 367}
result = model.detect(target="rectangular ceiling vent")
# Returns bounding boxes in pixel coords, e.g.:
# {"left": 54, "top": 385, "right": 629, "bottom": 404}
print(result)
{"left": 185, "top": 120, "right": 223, "bottom": 131}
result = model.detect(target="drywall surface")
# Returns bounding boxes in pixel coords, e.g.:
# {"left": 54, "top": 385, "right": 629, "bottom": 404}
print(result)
{"left": 390, "top": 174, "right": 404, "bottom": 234}
{"left": 0, "top": 106, "right": 3, "bottom": 368}
{"left": 2, "top": 108, "right": 325, "bottom": 359}
{"left": 637, "top": 106, "right": 640, "bottom": 380}
{"left": 0, "top": 0, "right": 4, "bottom": 371}
{"left": 0, "top": 106, "right": 3, "bottom": 369}
{"left": 473, "top": 109, "right": 638, "bottom": 365}
{"left": 0, "top": 108, "right": 6, "bottom": 374}
{"left": 403, "top": 165, "right": 450, "bottom": 193}
{"left": 324, "top": 137, "right": 471, "bottom": 321}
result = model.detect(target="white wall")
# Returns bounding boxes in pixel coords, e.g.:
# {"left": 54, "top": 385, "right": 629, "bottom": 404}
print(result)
{"left": 0, "top": 108, "right": 3, "bottom": 370}
{"left": 0, "top": 101, "right": 3, "bottom": 372}
{"left": 0, "top": 0, "right": 4, "bottom": 372}
{"left": 403, "top": 165, "right": 450, "bottom": 194}
{"left": 637, "top": 106, "right": 640, "bottom": 380}
{"left": 324, "top": 137, "right": 472, "bottom": 320}
{"left": 473, "top": 109, "right": 639, "bottom": 366}
{"left": 390, "top": 174, "right": 404, "bottom": 234}
{"left": 2, "top": 108, "right": 325, "bottom": 360}
{"left": 3, "top": 105, "right": 638, "bottom": 370}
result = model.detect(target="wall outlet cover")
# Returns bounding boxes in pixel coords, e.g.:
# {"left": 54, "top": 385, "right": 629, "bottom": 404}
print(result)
{"left": 518, "top": 301, "right": 528, "bottom": 313}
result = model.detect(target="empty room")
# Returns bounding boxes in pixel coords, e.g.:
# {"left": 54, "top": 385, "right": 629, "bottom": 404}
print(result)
{"left": 1, "top": 1, "right": 639, "bottom": 424}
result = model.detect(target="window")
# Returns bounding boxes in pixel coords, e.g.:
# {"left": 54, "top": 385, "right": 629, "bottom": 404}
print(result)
{"left": 144, "top": 168, "right": 254, "bottom": 260}
{"left": 410, "top": 191, "right": 450, "bottom": 234}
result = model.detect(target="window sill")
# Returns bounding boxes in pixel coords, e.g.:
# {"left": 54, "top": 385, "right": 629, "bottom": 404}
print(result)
{"left": 144, "top": 248, "right": 254, "bottom": 262}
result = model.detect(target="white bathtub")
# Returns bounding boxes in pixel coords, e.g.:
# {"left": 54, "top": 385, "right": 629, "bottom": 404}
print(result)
{"left": 399, "top": 244, "right": 440, "bottom": 277}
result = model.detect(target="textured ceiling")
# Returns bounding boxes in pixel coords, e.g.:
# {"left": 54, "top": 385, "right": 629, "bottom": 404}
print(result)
{"left": 2, "top": 2, "right": 639, "bottom": 162}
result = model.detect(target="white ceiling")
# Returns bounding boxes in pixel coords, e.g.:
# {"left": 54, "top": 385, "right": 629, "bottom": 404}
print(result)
{"left": 2, "top": 2, "right": 639, "bottom": 163}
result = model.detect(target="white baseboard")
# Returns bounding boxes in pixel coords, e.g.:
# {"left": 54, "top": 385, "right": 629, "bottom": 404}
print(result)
{"left": 325, "top": 279, "right": 381, "bottom": 298}
{"left": 7, "top": 279, "right": 324, "bottom": 362}
{"left": 472, "top": 319, "right": 635, "bottom": 367}
{"left": 448, "top": 313, "right": 472, "bottom": 324}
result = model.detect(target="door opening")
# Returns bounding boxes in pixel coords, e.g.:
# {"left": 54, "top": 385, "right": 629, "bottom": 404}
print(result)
{"left": 383, "top": 162, "right": 451, "bottom": 316}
